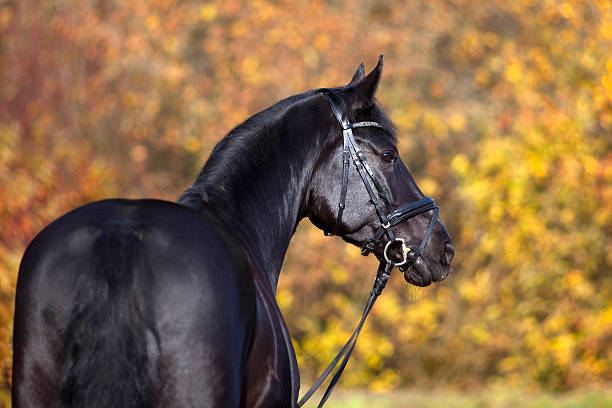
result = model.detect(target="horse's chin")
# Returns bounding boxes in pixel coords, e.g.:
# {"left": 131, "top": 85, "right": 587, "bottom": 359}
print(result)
{"left": 399, "top": 257, "right": 432, "bottom": 287}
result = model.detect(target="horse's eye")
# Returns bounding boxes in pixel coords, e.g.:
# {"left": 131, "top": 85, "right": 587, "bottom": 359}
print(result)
{"left": 381, "top": 151, "right": 396, "bottom": 163}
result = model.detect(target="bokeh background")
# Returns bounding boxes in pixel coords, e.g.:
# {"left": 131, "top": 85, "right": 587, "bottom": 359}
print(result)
{"left": 1, "top": 0, "right": 611, "bottom": 406}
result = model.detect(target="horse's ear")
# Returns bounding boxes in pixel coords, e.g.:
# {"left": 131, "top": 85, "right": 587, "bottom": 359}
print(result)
{"left": 354, "top": 55, "right": 383, "bottom": 101}
{"left": 348, "top": 62, "right": 365, "bottom": 86}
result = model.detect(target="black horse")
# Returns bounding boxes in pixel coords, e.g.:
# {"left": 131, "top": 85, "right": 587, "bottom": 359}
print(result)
{"left": 13, "top": 57, "right": 454, "bottom": 407}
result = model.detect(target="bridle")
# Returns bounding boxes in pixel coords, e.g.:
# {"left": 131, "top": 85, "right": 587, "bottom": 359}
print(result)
{"left": 323, "top": 90, "right": 439, "bottom": 267}
{"left": 298, "top": 91, "right": 441, "bottom": 407}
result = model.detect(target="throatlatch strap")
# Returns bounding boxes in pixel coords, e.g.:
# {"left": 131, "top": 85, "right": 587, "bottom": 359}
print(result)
{"left": 297, "top": 261, "right": 393, "bottom": 408}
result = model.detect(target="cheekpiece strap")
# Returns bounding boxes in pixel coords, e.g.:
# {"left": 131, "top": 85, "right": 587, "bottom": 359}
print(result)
{"left": 323, "top": 91, "right": 394, "bottom": 236}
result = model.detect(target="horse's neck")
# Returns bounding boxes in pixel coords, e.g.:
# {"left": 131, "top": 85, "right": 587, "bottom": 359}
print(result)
{"left": 223, "top": 151, "right": 312, "bottom": 290}
{"left": 181, "top": 105, "right": 324, "bottom": 291}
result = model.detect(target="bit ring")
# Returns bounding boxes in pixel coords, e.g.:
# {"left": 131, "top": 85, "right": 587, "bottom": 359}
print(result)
{"left": 383, "top": 238, "right": 412, "bottom": 266}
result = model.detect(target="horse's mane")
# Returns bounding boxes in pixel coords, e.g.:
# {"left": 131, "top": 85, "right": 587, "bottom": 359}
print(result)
{"left": 178, "top": 89, "right": 320, "bottom": 209}
{"left": 178, "top": 86, "right": 397, "bottom": 216}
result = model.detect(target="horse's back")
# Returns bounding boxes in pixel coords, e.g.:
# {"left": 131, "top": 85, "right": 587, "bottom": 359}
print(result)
{"left": 13, "top": 199, "right": 256, "bottom": 408}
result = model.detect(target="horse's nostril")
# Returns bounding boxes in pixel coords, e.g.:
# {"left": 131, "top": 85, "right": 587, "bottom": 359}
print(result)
{"left": 443, "top": 242, "right": 455, "bottom": 266}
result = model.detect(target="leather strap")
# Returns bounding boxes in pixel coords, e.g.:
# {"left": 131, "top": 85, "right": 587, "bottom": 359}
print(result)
{"left": 328, "top": 144, "right": 350, "bottom": 236}
{"left": 414, "top": 206, "right": 438, "bottom": 258}
{"left": 386, "top": 197, "right": 437, "bottom": 227}
{"left": 323, "top": 92, "right": 394, "bottom": 239}
{"left": 300, "top": 91, "right": 441, "bottom": 407}
{"left": 322, "top": 91, "right": 437, "bottom": 258}
{"left": 297, "top": 261, "right": 393, "bottom": 408}
{"left": 361, "top": 197, "right": 438, "bottom": 258}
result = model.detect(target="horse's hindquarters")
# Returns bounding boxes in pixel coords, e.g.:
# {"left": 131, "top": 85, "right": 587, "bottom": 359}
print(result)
{"left": 13, "top": 199, "right": 259, "bottom": 408}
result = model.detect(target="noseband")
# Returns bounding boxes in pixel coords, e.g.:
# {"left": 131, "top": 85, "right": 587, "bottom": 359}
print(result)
{"left": 298, "top": 92, "right": 443, "bottom": 407}
{"left": 323, "top": 91, "right": 439, "bottom": 266}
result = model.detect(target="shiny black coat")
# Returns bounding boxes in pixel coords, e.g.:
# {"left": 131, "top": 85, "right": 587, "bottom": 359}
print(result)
{"left": 13, "top": 59, "right": 453, "bottom": 407}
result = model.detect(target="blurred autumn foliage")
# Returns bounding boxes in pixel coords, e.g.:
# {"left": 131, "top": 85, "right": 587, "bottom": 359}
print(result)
{"left": 1, "top": 0, "right": 611, "bottom": 404}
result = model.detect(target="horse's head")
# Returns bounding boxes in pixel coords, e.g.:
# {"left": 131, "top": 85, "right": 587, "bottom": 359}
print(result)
{"left": 308, "top": 56, "right": 454, "bottom": 287}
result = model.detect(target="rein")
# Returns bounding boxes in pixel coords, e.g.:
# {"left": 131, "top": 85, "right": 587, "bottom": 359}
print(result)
{"left": 297, "top": 91, "right": 440, "bottom": 407}
{"left": 297, "top": 261, "right": 393, "bottom": 408}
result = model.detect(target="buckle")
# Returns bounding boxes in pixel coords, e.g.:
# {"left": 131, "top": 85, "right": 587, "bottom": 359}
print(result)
{"left": 360, "top": 238, "right": 378, "bottom": 256}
